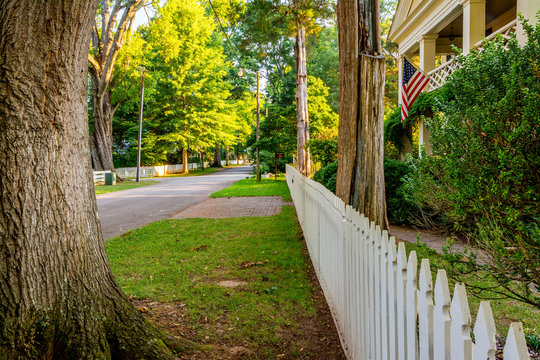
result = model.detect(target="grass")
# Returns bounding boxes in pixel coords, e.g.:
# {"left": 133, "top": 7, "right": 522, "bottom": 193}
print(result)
{"left": 94, "top": 180, "right": 158, "bottom": 195}
{"left": 106, "top": 207, "right": 317, "bottom": 357}
{"left": 210, "top": 175, "right": 292, "bottom": 201}
{"left": 404, "top": 240, "right": 540, "bottom": 340}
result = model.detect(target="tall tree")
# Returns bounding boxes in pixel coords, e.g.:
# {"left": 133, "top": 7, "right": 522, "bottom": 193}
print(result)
{"left": 240, "top": 0, "right": 333, "bottom": 177}
{"left": 88, "top": 0, "right": 147, "bottom": 171}
{"left": 0, "top": 1, "right": 180, "bottom": 357}
{"left": 336, "top": 0, "right": 389, "bottom": 228}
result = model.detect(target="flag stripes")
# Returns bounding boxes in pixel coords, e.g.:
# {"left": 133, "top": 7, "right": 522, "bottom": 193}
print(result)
{"left": 401, "top": 58, "right": 430, "bottom": 122}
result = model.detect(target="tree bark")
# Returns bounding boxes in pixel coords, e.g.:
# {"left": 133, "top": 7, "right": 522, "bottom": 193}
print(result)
{"left": 0, "top": 1, "right": 180, "bottom": 358}
{"left": 213, "top": 146, "right": 222, "bottom": 167}
{"left": 295, "top": 23, "right": 311, "bottom": 177}
{"left": 336, "top": 0, "right": 389, "bottom": 229}
{"left": 200, "top": 151, "right": 205, "bottom": 171}
{"left": 225, "top": 148, "right": 229, "bottom": 166}
{"left": 91, "top": 87, "right": 116, "bottom": 171}
{"left": 182, "top": 148, "right": 189, "bottom": 174}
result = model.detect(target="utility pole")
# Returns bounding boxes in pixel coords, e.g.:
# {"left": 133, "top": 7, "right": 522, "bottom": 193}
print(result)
{"left": 136, "top": 67, "right": 145, "bottom": 182}
{"left": 256, "top": 71, "right": 261, "bottom": 183}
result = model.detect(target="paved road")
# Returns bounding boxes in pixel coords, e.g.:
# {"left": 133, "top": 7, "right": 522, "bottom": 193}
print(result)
{"left": 96, "top": 166, "right": 252, "bottom": 240}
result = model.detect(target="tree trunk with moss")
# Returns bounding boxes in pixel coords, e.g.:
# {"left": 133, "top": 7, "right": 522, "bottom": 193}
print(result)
{"left": 0, "top": 1, "right": 181, "bottom": 358}
{"left": 336, "top": 0, "right": 389, "bottom": 229}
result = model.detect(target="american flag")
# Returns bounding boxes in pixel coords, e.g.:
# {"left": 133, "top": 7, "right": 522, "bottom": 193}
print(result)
{"left": 401, "top": 58, "right": 430, "bottom": 122}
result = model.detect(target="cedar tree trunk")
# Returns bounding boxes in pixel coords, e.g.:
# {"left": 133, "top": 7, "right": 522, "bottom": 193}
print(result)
{"left": 295, "top": 23, "right": 310, "bottom": 177}
{"left": 0, "top": 1, "right": 180, "bottom": 358}
{"left": 336, "top": 0, "right": 389, "bottom": 229}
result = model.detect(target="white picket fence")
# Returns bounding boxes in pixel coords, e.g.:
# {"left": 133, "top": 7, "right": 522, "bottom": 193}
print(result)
{"left": 286, "top": 165, "right": 530, "bottom": 360}
{"left": 113, "top": 159, "right": 245, "bottom": 178}
{"left": 93, "top": 170, "right": 111, "bottom": 185}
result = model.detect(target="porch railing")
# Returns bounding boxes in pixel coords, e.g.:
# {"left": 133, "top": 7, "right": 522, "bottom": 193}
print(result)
{"left": 427, "top": 19, "right": 518, "bottom": 92}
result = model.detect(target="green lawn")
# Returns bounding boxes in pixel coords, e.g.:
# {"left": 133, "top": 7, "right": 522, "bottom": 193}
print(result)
{"left": 106, "top": 207, "right": 321, "bottom": 358}
{"left": 404, "top": 241, "right": 539, "bottom": 342}
{"left": 210, "top": 175, "right": 292, "bottom": 201}
{"left": 94, "top": 180, "right": 158, "bottom": 195}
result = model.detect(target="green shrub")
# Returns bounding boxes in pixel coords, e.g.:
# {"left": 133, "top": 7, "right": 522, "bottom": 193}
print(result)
{"left": 402, "top": 17, "right": 540, "bottom": 307}
{"left": 313, "top": 160, "right": 337, "bottom": 193}
{"left": 384, "top": 158, "right": 417, "bottom": 224}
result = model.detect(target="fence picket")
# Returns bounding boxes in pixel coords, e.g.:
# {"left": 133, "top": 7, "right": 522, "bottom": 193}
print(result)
{"left": 396, "top": 242, "right": 408, "bottom": 360}
{"left": 388, "top": 236, "right": 398, "bottom": 360}
{"left": 418, "top": 259, "right": 433, "bottom": 360}
{"left": 473, "top": 301, "right": 496, "bottom": 360}
{"left": 450, "top": 283, "right": 472, "bottom": 360}
{"left": 284, "top": 165, "right": 529, "bottom": 360}
{"left": 503, "top": 323, "right": 530, "bottom": 360}
{"left": 375, "top": 225, "right": 382, "bottom": 360}
{"left": 381, "top": 230, "right": 389, "bottom": 360}
{"left": 406, "top": 251, "right": 418, "bottom": 360}
{"left": 434, "top": 270, "right": 451, "bottom": 360}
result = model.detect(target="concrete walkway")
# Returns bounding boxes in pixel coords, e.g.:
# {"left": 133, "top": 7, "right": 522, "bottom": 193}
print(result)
{"left": 390, "top": 225, "right": 470, "bottom": 254}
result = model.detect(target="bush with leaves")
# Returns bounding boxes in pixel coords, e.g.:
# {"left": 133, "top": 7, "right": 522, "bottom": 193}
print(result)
{"left": 313, "top": 160, "right": 337, "bottom": 193}
{"left": 403, "top": 18, "right": 540, "bottom": 307}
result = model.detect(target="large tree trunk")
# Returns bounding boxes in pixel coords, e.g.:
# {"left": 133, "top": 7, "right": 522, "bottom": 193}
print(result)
{"left": 91, "top": 85, "right": 117, "bottom": 172}
{"left": 295, "top": 23, "right": 310, "bottom": 177}
{"left": 182, "top": 148, "right": 189, "bottom": 174}
{"left": 0, "top": 1, "right": 180, "bottom": 358}
{"left": 225, "top": 148, "right": 230, "bottom": 166}
{"left": 336, "top": 0, "right": 389, "bottom": 229}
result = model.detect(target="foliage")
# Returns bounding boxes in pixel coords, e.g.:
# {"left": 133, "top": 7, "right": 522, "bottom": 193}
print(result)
{"left": 307, "top": 24, "right": 339, "bottom": 112}
{"left": 384, "top": 91, "right": 437, "bottom": 154}
{"left": 383, "top": 158, "right": 416, "bottom": 224}
{"left": 112, "top": 0, "right": 254, "bottom": 167}
{"left": 313, "top": 160, "right": 337, "bottom": 193}
{"left": 402, "top": 19, "right": 540, "bottom": 307}
{"left": 308, "top": 135, "right": 338, "bottom": 167}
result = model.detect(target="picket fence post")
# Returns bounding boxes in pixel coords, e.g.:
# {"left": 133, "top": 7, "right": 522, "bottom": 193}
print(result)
{"left": 450, "top": 283, "right": 473, "bottom": 360}
{"left": 433, "top": 270, "right": 451, "bottom": 360}
{"left": 418, "top": 259, "right": 433, "bottom": 360}
{"left": 406, "top": 251, "right": 418, "bottom": 360}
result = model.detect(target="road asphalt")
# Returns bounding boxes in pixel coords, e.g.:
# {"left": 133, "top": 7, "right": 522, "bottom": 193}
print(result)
{"left": 96, "top": 165, "right": 252, "bottom": 240}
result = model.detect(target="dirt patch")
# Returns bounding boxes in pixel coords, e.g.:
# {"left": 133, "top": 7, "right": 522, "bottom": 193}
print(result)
{"left": 217, "top": 280, "right": 248, "bottom": 288}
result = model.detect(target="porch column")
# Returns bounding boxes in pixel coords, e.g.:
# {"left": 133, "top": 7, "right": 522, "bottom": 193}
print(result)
{"left": 517, "top": 0, "right": 540, "bottom": 45}
{"left": 398, "top": 56, "right": 404, "bottom": 105}
{"left": 461, "top": 0, "right": 486, "bottom": 54}
{"left": 418, "top": 34, "right": 437, "bottom": 156}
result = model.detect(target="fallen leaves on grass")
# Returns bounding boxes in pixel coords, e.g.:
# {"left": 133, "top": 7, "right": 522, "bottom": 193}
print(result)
{"left": 239, "top": 259, "right": 268, "bottom": 269}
